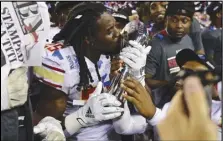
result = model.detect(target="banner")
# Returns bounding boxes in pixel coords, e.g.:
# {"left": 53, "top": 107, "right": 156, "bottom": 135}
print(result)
{"left": 1, "top": 2, "right": 50, "bottom": 111}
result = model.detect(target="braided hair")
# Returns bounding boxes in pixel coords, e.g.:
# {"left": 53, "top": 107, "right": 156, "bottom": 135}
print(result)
{"left": 53, "top": 2, "right": 106, "bottom": 93}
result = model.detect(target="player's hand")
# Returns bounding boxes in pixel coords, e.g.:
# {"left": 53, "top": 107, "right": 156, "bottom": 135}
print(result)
{"left": 34, "top": 116, "right": 65, "bottom": 141}
{"left": 67, "top": 82, "right": 124, "bottom": 127}
{"left": 120, "top": 40, "right": 151, "bottom": 71}
{"left": 121, "top": 77, "right": 156, "bottom": 119}
{"left": 119, "top": 40, "right": 151, "bottom": 86}
{"left": 157, "top": 76, "right": 217, "bottom": 140}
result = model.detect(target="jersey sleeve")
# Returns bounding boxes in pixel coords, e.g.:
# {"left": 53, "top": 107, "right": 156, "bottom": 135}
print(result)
{"left": 33, "top": 44, "right": 68, "bottom": 94}
{"left": 145, "top": 39, "right": 162, "bottom": 77}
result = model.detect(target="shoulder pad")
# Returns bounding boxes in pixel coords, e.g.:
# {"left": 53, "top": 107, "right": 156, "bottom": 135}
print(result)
{"left": 44, "top": 41, "right": 64, "bottom": 52}
{"left": 44, "top": 41, "right": 65, "bottom": 60}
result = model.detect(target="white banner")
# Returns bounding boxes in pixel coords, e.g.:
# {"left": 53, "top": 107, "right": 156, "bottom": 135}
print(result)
{"left": 1, "top": 2, "right": 50, "bottom": 111}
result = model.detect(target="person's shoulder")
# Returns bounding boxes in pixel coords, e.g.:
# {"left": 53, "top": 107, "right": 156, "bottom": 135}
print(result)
{"left": 44, "top": 41, "right": 75, "bottom": 61}
{"left": 42, "top": 41, "right": 80, "bottom": 72}
{"left": 202, "top": 27, "right": 221, "bottom": 39}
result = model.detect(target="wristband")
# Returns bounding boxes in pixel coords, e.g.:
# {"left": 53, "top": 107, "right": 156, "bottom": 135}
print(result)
{"left": 146, "top": 108, "right": 162, "bottom": 126}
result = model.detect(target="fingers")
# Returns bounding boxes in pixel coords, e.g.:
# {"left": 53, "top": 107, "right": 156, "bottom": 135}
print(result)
{"left": 103, "top": 112, "right": 122, "bottom": 120}
{"left": 99, "top": 93, "right": 122, "bottom": 107}
{"left": 102, "top": 107, "right": 124, "bottom": 114}
{"left": 92, "top": 81, "right": 103, "bottom": 95}
{"left": 122, "top": 93, "right": 139, "bottom": 106}
{"left": 122, "top": 77, "right": 144, "bottom": 93}
{"left": 46, "top": 131, "right": 65, "bottom": 141}
{"left": 120, "top": 83, "right": 140, "bottom": 101}
{"left": 183, "top": 76, "right": 209, "bottom": 120}
{"left": 33, "top": 123, "right": 46, "bottom": 134}
{"left": 119, "top": 56, "right": 136, "bottom": 69}
{"left": 144, "top": 46, "right": 152, "bottom": 55}
{"left": 120, "top": 52, "right": 138, "bottom": 62}
{"left": 121, "top": 47, "right": 141, "bottom": 57}
{"left": 129, "top": 40, "right": 142, "bottom": 49}
{"left": 165, "top": 90, "right": 186, "bottom": 117}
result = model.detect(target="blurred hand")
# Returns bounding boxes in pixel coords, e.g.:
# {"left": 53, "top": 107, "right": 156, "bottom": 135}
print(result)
{"left": 121, "top": 77, "right": 156, "bottom": 119}
{"left": 157, "top": 76, "right": 217, "bottom": 140}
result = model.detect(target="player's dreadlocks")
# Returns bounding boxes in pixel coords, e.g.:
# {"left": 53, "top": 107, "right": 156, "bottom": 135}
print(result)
{"left": 53, "top": 2, "right": 106, "bottom": 93}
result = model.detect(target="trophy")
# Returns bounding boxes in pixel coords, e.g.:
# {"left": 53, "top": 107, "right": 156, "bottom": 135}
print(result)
{"left": 108, "top": 34, "right": 148, "bottom": 107}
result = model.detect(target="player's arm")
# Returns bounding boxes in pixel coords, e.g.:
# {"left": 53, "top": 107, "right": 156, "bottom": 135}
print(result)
{"left": 113, "top": 102, "right": 148, "bottom": 135}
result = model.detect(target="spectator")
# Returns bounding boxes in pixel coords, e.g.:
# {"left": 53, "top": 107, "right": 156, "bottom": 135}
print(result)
{"left": 202, "top": 2, "right": 222, "bottom": 65}
{"left": 145, "top": 2, "right": 204, "bottom": 89}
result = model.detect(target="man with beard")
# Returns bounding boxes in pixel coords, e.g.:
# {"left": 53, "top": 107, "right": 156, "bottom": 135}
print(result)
{"left": 121, "top": 49, "right": 222, "bottom": 140}
{"left": 146, "top": 2, "right": 168, "bottom": 38}
{"left": 145, "top": 2, "right": 205, "bottom": 89}
{"left": 32, "top": 2, "right": 151, "bottom": 141}
{"left": 202, "top": 2, "right": 222, "bottom": 65}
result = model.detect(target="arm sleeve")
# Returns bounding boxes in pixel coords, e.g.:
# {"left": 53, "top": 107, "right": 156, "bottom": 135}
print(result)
{"left": 33, "top": 52, "right": 67, "bottom": 94}
{"left": 145, "top": 39, "right": 162, "bottom": 77}
{"left": 113, "top": 102, "right": 148, "bottom": 135}
{"left": 147, "top": 102, "right": 170, "bottom": 126}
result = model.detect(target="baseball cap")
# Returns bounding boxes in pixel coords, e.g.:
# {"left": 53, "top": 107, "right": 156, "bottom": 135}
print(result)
{"left": 112, "top": 9, "right": 129, "bottom": 24}
{"left": 176, "top": 49, "right": 221, "bottom": 76}
{"left": 55, "top": 2, "right": 82, "bottom": 14}
{"left": 165, "top": 2, "right": 195, "bottom": 19}
{"left": 206, "top": 1, "right": 222, "bottom": 15}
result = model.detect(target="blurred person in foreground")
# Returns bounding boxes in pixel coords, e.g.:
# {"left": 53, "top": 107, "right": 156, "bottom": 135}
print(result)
{"left": 157, "top": 76, "right": 217, "bottom": 140}
{"left": 31, "top": 2, "right": 151, "bottom": 141}
{"left": 121, "top": 49, "right": 221, "bottom": 140}
{"left": 145, "top": 2, "right": 205, "bottom": 90}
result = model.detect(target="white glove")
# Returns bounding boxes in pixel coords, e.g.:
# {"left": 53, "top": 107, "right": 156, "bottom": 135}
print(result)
{"left": 65, "top": 82, "right": 124, "bottom": 135}
{"left": 113, "top": 102, "right": 147, "bottom": 134}
{"left": 119, "top": 40, "right": 151, "bottom": 86}
{"left": 34, "top": 116, "right": 65, "bottom": 141}
{"left": 7, "top": 67, "right": 28, "bottom": 108}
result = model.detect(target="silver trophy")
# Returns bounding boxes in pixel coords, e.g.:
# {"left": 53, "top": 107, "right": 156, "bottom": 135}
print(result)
{"left": 108, "top": 34, "right": 148, "bottom": 107}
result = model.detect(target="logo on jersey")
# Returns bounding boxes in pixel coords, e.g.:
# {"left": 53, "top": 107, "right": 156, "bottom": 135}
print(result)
{"left": 167, "top": 56, "right": 180, "bottom": 74}
{"left": 66, "top": 55, "right": 79, "bottom": 70}
{"left": 85, "top": 107, "right": 94, "bottom": 118}
{"left": 52, "top": 50, "right": 63, "bottom": 60}
{"left": 45, "top": 43, "right": 63, "bottom": 52}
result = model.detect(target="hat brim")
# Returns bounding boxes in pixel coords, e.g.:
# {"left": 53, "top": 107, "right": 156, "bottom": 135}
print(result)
{"left": 176, "top": 49, "right": 215, "bottom": 71}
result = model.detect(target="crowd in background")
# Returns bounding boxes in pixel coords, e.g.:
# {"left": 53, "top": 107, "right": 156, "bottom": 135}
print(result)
{"left": 1, "top": 1, "right": 222, "bottom": 141}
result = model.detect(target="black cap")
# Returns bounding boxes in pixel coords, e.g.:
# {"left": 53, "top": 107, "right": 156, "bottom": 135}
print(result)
{"left": 206, "top": 2, "right": 222, "bottom": 16}
{"left": 55, "top": 2, "right": 82, "bottom": 14}
{"left": 112, "top": 9, "right": 129, "bottom": 24}
{"left": 165, "top": 2, "right": 195, "bottom": 19}
{"left": 176, "top": 49, "right": 221, "bottom": 76}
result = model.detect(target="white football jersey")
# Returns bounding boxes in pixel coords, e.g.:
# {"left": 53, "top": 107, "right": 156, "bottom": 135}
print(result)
{"left": 33, "top": 43, "right": 114, "bottom": 140}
